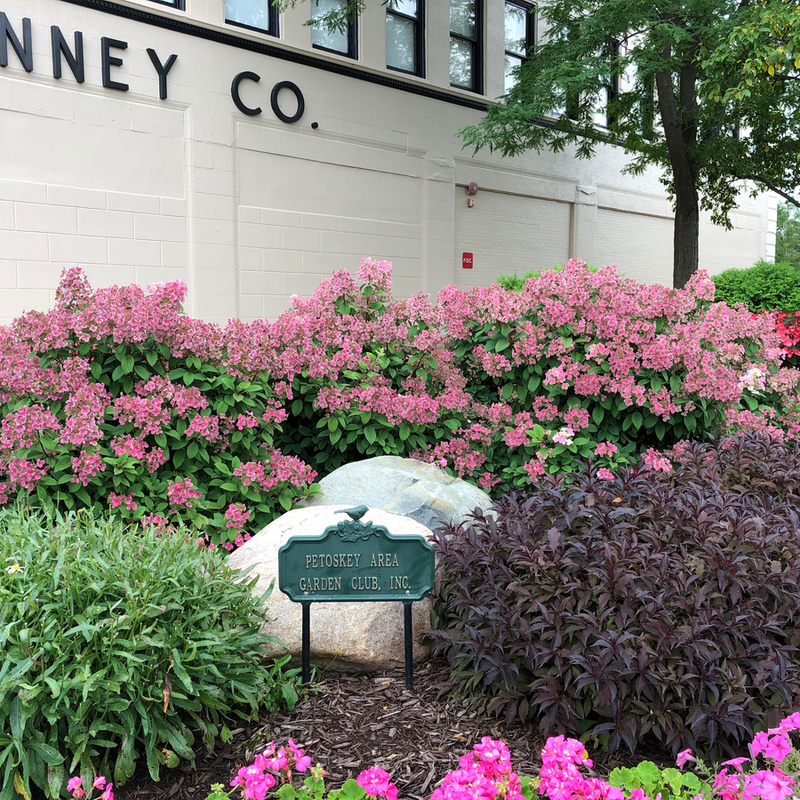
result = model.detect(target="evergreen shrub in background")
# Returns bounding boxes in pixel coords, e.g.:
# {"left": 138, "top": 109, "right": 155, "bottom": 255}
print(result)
{"left": 0, "top": 510, "right": 298, "bottom": 799}
{"left": 711, "top": 260, "right": 800, "bottom": 312}
{"left": 429, "top": 432, "right": 800, "bottom": 758}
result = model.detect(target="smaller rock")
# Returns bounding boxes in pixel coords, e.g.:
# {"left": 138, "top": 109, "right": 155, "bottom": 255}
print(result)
{"left": 227, "top": 505, "right": 436, "bottom": 671}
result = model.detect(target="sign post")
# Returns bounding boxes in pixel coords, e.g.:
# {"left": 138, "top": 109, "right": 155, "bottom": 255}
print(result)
{"left": 278, "top": 506, "right": 435, "bottom": 689}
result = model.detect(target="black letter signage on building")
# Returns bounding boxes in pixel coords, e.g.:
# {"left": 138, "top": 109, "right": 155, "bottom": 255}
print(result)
{"left": 101, "top": 36, "right": 128, "bottom": 91}
{"left": 51, "top": 26, "right": 84, "bottom": 83}
{"left": 270, "top": 80, "right": 304, "bottom": 123}
{"left": 146, "top": 48, "right": 177, "bottom": 100}
{"left": 0, "top": 13, "right": 32, "bottom": 72}
{"left": 231, "top": 70, "right": 262, "bottom": 116}
{"left": 0, "top": 11, "right": 308, "bottom": 122}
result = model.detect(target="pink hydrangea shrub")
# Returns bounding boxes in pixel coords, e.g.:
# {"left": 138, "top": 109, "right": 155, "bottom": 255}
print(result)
{"left": 2, "top": 258, "right": 797, "bottom": 525}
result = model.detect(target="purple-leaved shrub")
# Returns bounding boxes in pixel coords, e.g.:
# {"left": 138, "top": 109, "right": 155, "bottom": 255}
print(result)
{"left": 429, "top": 432, "right": 800, "bottom": 757}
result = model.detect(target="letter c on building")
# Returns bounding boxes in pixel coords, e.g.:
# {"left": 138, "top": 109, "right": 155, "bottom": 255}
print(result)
{"left": 231, "top": 71, "right": 262, "bottom": 116}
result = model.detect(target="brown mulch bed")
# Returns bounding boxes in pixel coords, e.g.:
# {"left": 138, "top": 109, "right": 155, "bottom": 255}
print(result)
{"left": 115, "top": 659, "right": 674, "bottom": 800}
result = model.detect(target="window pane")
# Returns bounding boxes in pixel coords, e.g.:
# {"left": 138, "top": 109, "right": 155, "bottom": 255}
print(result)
{"left": 504, "top": 3, "right": 527, "bottom": 56}
{"left": 450, "top": 0, "right": 475, "bottom": 39}
{"left": 387, "top": 14, "right": 416, "bottom": 72}
{"left": 312, "top": 0, "right": 349, "bottom": 52}
{"left": 450, "top": 36, "right": 474, "bottom": 87}
{"left": 226, "top": 0, "right": 271, "bottom": 30}
{"left": 504, "top": 53, "right": 523, "bottom": 93}
{"left": 593, "top": 87, "right": 608, "bottom": 127}
{"left": 389, "top": 0, "right": 417, "bottom": 17}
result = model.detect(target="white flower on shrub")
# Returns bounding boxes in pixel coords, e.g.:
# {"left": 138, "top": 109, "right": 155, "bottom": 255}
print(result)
{"left": 739, "top": 366, "right": 765, "bottom": 394}
{"left": 6, "top": 563, "right": 22, "bottom": 574}
{"left": 552, "top": 426, "right": 575, "bottom": 446}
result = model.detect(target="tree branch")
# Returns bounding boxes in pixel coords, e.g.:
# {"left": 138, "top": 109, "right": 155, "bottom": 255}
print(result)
{"left": 738, "top": 175, "right": 800, "bottom": 207}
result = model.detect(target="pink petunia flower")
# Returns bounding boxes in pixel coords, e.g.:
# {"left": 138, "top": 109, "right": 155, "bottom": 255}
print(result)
{"left": 764, "top": 735, "right": 793, "bottom": 763}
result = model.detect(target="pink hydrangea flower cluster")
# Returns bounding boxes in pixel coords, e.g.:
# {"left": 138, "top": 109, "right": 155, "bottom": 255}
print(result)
{"left": 642, "top": 448, "right": 673, "bottom": 473}
{"left": 108, "top": 491, "right": 138, "bottom": 511}
{"left": 552, "top": 427, "right": 575, "bottom": 447}
{"left": 167, "top": 477, "right": 203, "bottom": 509}
{"left": 594, "top": 442, "right": 618, "bottom": 457}
{"left": 71, "top": 450, "right": 106, "bottom": 486}
{"left": 233, "top": 453, "right": 316, "bottom": 493}
{"left": 225, "top": 502, "right": 252, "bottom": 529}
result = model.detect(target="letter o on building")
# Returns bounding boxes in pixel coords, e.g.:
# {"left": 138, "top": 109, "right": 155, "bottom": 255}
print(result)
{"left": 270, "top": 80, "right": 305, "bottom": 123}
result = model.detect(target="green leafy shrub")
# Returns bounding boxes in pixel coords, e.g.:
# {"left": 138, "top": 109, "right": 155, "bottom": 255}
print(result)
{"left": 712, "top": 260, "right": 800, "bottom": 312}
{"left": 0, "top": 509, "right": 299, "bottom": 799}
{"left": 429, "top": 432, "right": 800, "bottom": 757}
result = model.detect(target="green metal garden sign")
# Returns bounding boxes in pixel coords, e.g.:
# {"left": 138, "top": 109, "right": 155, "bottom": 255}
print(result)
{"left": 278, "top": 506, "right": 435, "bottom": 688}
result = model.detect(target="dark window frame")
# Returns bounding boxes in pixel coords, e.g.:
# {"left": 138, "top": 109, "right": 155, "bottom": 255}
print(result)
{"left": 225, "top": 1, "right": 280, "bottom": 38}
{"left": 449, "top": 0, "right": 482, "bottom": 93}
{"left": 600, "top": 38, "right": 619, "bottom": 128}
{"left": 386, "top": 0, "right": 425, "bottom": 78}
{"left": 149, "top": 0, "right": 184, "bottom": 9}
{"left": 312, "top": 2, "right": 358, "bottom": 60}
{"left": 504, "top": 0, "right": 533, "bottom": 63}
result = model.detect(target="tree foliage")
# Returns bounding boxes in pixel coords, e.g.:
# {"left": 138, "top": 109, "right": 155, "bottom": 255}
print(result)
{"left": 458, "top": 0, "right": 800, "bottom": 288}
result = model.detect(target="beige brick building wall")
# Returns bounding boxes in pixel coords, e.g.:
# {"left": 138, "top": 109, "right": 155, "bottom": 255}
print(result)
{"left": 0, "top": 0, "right": 774, "bottom": 324}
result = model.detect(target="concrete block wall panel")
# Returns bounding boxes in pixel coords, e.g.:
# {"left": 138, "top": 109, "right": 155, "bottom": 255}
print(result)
{"left": 594, "top": 208, "right": 673, "bottom": 284}
{"left": 453, "top": 191, "right": 571, "bottom": 289}
{"left": 0, "top": 0, "right": 775, "bottom": 325}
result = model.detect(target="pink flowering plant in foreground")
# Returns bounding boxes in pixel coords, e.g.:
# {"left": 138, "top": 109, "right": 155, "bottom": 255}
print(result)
{"left": 1, "top": 259, "right": 799, "bottom": 524}
{"left": 542, "top": 719, "right": 800, "bottom": 800}
{"left": 67, "top": 775, "right": 113, "bottom": 800}
{"left": 203, "top": 727, "right": 800, "bottom": 800}
{"left": 205, "top": 737, "right": 531, "bottom": 800}
{"left": 667, "top": 712, "right": 800, "bottom": 800}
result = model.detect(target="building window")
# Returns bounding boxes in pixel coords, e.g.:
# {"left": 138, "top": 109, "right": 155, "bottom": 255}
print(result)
{"left": 312, "top": 0, "right": 358, "bottom": 58}
{"left": 593, "top": 39, "right": 619, "bottom": 127}
{"left": 504, "top": 1, "right": 532, "bottom": 93}
{"left": 449, "top": 0, "right": 481, "bottom": 92}
{"left": 386, "top": 0, "right": 424, "bottom": 77}
{"left": 226, "top": 0, "right": 279, "bottom": 36}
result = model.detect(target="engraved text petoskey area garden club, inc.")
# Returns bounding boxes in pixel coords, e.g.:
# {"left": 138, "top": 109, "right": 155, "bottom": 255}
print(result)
{"left": 277, "top": 507, "right": 435, "bottom": 603}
